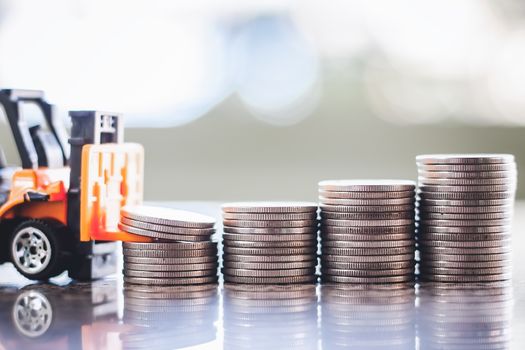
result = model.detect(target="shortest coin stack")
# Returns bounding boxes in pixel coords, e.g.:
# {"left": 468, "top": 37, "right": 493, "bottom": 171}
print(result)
{"left": 319, "top": 180, "right": 416, "bottom": 284}
{"left": 416, "top": 154, "right": 517, "bottom": 283}
{"left": 120, "top": 205, "right": 219, "bottom": 286}
{"left": 221, "top": 202, "right": 319, "bottom": 285}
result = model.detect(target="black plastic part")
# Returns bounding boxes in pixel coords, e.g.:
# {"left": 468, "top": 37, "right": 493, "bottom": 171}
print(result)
{"left": 66, "top": 111, "right": 123, "bottom": 281}
{"left": 29, "top": 125, "right": 64, "bottom": 168}
{"left": 25, "top": 191, "right": 50, "bottom": 202}
{"left": 0, "top": 89, "right": 69, "bottom": 168}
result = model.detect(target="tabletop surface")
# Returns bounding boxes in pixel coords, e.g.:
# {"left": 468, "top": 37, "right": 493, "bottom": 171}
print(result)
{"left": 0, "top": 201, "right": 523, "bottom": 350}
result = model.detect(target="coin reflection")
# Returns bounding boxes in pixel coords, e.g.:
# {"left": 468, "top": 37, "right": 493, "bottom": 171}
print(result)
{"left": 320, "top": 284, "right": 416, "bottom": 350}
{"left": 0, "top": 281, "right": 118, "bottom": 349}
{"left": 418, "top": 283, "right": 513, "bottom": 350}
{"left": 223, "top": 284, "right": 318, "bottom": 350}
{"left": 122, "top": 283, "right": 219, "bottom": 349}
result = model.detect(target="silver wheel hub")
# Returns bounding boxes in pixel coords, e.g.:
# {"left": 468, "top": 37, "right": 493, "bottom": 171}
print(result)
{"left": 12, "top": 226, "right": 52, "bottom": 275}
{"left": 13, "top": 290, "right": 53, "bottom": 338}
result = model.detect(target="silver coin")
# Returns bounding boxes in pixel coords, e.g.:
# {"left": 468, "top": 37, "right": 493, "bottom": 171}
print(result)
{"left": 321, "top": 218, "right": 414, "bottom": 227}
{"left": 223, "top": 261, "right": 317, "bottom": 270}
{"left": 418, "top": 204, "right": 513, "bottom": 213}
{"left": 320, "top": 204, "right": 414, "bottom": 213}
{"left": 417, "top": 232, "right": 510, "bottom": 242}
{"left": 124, "top": 276, "right": 219, "bottom": 285}
{"left": 123, "top": 241, "right": 216, "bottom": 250}
{"left": 418, "top": 212, "right": 512, "bottom": 220}
{"left": 222, "top": 267, "right": 315, "bottom": 278}
{"left": 419, "top": 273, "right": 511, "bottom": 283}
{"left": 118, "top": 223, "right": 212, "bottom": 242}
{"left": 418, "top": 184, "right": 515, "bottom": 193}
{"left": 224, "top": 246, "right": 316, "bottom": 256}
{"left": 418, "top": 219, "right": 511, "bottom": 227}
{"left": 321, "top": 275, "right": 414, "bottom": 283}
{"left": 418, "top": 266, "right": 511, "bottom": 276}
{"left": 416, "top": 154, "right": 515, "bottom": 165}
{"left": 224, "top": 283, "right": 316, "bottom": 299}
{"left": 124, "top": 262, "right": 218, "bottom": 272}
{"left": 417, "top": 225, "right": 510, "bottom": 234}
{"left": 124, "top": 269, "right": 218, "bottom": 278}
{"left": 222, "top": 212, "right": 317, "bottom": 221}
{"left": 224, "top": 275, "right": 317, "bottom": 284}
{"left": 321, "top": 246, "right": 414, "bottom": 256}
{"left": 123, "top": 248, "right": 217, "bottom": 258}
{"left": 124, "top": 283, "right": 218, "bottom": 294}
{"left": 319, "top": 190, "right": 414, "bottom": 199}
{"left": 417, "top": 191, "right": 515, "bottom": 200}
{"left": 124, "top": 256, "right": 218, "bottom": 265}
{"left": 223, "top": 219, "right": 317, "bottom": 228}
{"left": 223, "top": 240, "right": 317, "bottom": 248}
{"left": 124, "top": 288, "right": 218, "bottom": 300}
{"left": 321, "top": 268, "right": 413, "bottom": 277}
{"left": 321, "top": 225, "right": 414, "bottom": 235}
{"left": 417, "top": 239, "right": 511, "bottom": 248}
{"left": 420, "top": 252, "right": 511, "bottom": 262}
{"left": 221, "top": 202, "right": 318, "bottom": 213}
{"left": 121, "top": 217, "right": 215, "bottom": 235}
{"left": 322, "top": 260, "right": 413, "bottom": 270}
{"left": 223, "top": 254, "right": 316, "bottom": 263}
{"left": 319, "top": 180, "right": 416, "bottom": 192}
{"left": 419, "top": 162, "right": 516, "bottom": 172}
{"left": 321, "top": 233, "right": 414, "bottom": 241}
{"left": 223, "top": 226, "right": 317, "bottom": 235}
{"left": 417, "top": 170, "right": 516, "bottom": 179}
{"left": 322, "top": 240, "right": 415, "bottom": 248}
{"left": 121, "top": 205, "right": 215, "bottom": 228}
{"left": 320, "top": 197, "right": 415, "bottom": 206}
{"left": 321, "top": 211, "right": 414, "bottom": 220}
{"left": 323, "top": 254, "right": 414, "bottom": 263}
{"left": 418, "top": 246, "right": 511, "bottom": 255}
{"left": 418, "top": 199, "right": 514, "bottom": 208}
{"left": 222, "top": 233, "right": 316, "bottom": 242}
{"left": 418, "top": 177, "right": 514, "bottom": 186}
{"left": 419, "top": 260, "right": 511, "bottom": 269}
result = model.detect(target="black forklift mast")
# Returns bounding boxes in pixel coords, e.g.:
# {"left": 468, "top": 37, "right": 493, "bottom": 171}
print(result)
{"left": 67, "top": 111, "right": 123, "bottom": 281}
{"left": 0, "top": 89, "right": 69, "bottom": 168}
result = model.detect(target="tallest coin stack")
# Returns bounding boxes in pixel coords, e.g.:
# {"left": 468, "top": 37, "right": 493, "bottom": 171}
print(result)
{"left": 416, "top": 154, "right": 517, "bottom": 283}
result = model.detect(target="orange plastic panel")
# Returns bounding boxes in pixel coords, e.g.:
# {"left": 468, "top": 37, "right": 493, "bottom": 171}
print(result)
{"left": 0, "top": 168, "right": 68, "bottom": 223}
{"left": 80, "top": 143, "right": 151, "bottom": 242}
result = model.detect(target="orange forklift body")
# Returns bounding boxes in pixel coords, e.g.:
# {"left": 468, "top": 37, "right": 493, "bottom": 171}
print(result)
{"left": 0, "top": 143, "right": 149, "bottom": 243}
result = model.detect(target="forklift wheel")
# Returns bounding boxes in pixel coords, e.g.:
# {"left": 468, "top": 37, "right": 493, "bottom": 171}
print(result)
{"left": 9, "top": 220, "right": 66, "bottom": 281}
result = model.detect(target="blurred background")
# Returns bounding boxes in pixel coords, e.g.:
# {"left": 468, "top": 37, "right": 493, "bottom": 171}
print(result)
{"left": 0, "top": 0, "right": 524, "bottom": 201}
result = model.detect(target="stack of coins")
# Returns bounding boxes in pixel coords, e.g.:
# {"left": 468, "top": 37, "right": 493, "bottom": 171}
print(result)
{"left": 321, "top": 285, "right": 416, "bottom": 350}
{"left": 122, "top": 284, "right": 219, "bottom": 349}
{"left": 221, "top": 202, "right": 318, "bottom": 285}
{"left": 416, "top": 154, "right": 517, "bottom": 283}
{"left": 418, "top": 283, "right": 512, "bottom": 349}
{"left": 318, "top": 180, "right": 416, "bottom": 284}
{"left": 119, "top": 205, "right": 219, "bottom": 286}
{"left": 223, "top": 284, "right": 318, "bottom": 350}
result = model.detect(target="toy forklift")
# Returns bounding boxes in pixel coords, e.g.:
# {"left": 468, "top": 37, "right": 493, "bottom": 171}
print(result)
{"left": 0, "top": 89, "right": 146, "bottom": 281}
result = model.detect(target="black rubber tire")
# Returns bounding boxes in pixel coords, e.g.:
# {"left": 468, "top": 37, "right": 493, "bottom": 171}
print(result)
{"left": 9, "top": 220, "right": 66, "bottom": 281}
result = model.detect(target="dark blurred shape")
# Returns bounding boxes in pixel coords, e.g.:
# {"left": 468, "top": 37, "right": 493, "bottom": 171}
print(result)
{"left": 320, "top": 284, "right": 416, "bottom": 349}
{"left": 223, "top": 284, "right": 318, "bottom": 349}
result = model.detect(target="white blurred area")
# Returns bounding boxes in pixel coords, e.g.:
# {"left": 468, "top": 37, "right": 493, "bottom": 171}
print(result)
{"left": 0, "top": 0, "right": 525, "bottom": 126}
{"left": 1, "top": 0, "right": 525, "bottom": 201}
